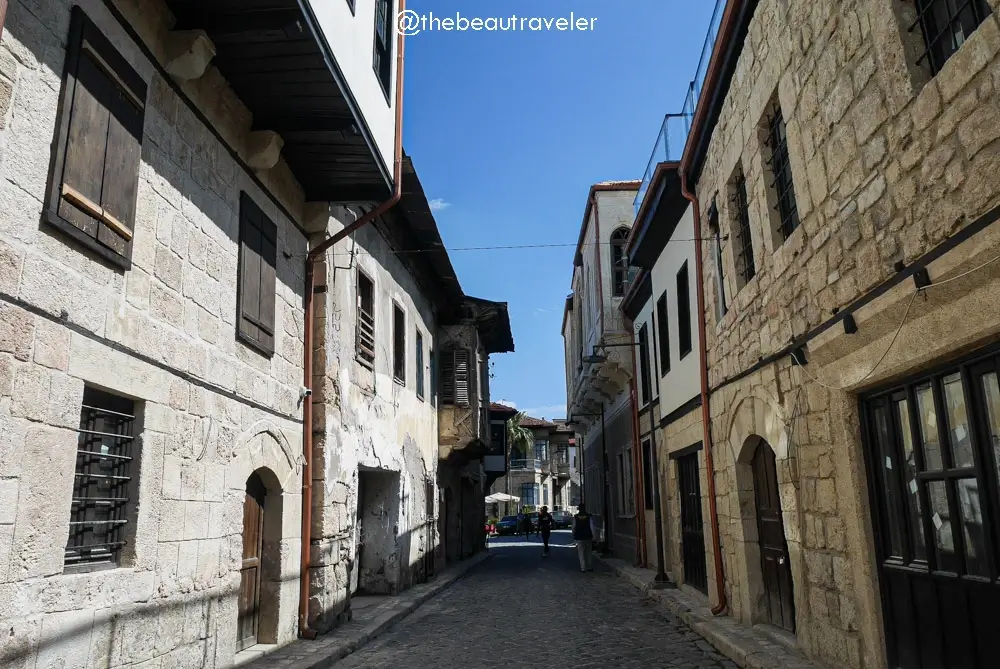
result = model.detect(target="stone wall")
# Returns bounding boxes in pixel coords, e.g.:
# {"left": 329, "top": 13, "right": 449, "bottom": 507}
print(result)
{"left": 307, "top": 211, "right": 440, "bottom": 631}
{"left": 0, "top": 0, "right": 319, "bottom": 666}
{"left": 692, "top": 1, "right": 1000, "bottom": 668}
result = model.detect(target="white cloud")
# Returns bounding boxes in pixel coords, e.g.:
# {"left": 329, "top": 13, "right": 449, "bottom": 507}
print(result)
{"left": 428, "top": 198, "right": 450, "bottom": 211}
{"left": 523, "top": 404, "right": 567, "bottom": 419}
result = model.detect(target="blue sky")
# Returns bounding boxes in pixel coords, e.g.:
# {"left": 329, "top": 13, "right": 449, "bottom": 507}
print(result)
{"left": 403, "top": 0, "right": 717, "bottom": 419}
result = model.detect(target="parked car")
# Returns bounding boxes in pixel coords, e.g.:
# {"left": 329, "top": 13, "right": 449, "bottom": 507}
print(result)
{"left": 495, "top": 516, "right": 519, "bottom": 536}
{"left": 527, "top": 512, "right": 539, "bottom": 529}
{"left": 552, "top": 511, "right": 573, "bottom": 529}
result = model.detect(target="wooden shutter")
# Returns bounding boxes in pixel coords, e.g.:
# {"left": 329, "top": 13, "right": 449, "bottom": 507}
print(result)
{"left": 48, "top": 8, "right": 146, "bottom": 267}
{"left": 237, "top": 193, "right": 277, "bottom": 355}
{"left": 454, "top": 350, "right": 470, "bottom": 406}
{"left": 440, "top": 351, "right": 455, "bottom": 404}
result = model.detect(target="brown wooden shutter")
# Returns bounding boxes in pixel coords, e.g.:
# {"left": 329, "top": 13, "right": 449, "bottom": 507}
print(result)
{"left": 237, "top": 194, "right": 277, "bottom": 355}
{"left": 49, "top": 8, "right": 146, "bottom": 266}
{"left": 454, "top": 349, "right": 470, "bottom": 406}
{"left": 440, "top": 351, "right": 455, "bottom": 404}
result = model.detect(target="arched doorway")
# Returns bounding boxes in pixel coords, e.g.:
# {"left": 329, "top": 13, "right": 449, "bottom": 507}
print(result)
{"left": 752, "top": 439, "right": 796, "bottom": 632}
{"left": 237, "top": 468, "right": 283, "bottom": 651}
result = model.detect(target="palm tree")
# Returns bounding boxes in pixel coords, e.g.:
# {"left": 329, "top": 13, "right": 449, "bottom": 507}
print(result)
{"left": 506, "top": 412, "right": 534, "bottom": 506}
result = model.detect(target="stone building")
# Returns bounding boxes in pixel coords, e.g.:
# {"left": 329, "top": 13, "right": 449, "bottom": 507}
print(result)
{"left": 620, "top": 168, "right": 710, "bottom": 584}
{"left": 0, "top": 0, "right": 504, "bottom": 666}
{"left": 490, "top": 415, "right": 577, "bottom": 513}
{"left": 562, "top": 181, "right": 646, "bottom": 559}
{"left": 642, "top": 0, "right": 1000, "bottom": 668}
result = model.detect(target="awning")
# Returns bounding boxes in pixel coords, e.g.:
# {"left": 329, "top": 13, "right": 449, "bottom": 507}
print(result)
{"left": 486, "top": 493, "right": 520, "bottom": 503}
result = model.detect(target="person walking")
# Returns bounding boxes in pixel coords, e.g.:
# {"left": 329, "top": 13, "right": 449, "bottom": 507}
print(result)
{"left": 519, "top": 510, "right": 532, "bottom": 540}
{"left": 572, "top": 504, "right": 597, "bottom": 572}
{"left": 537, "top": 506, "right": 555, "bottom": 556}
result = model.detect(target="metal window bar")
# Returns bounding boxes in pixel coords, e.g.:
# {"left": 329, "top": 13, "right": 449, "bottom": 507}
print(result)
{"left": 732, "top": 170, "right": 756, "bottom": 284}
{"left": 765, "top": 107, "right": 800, "bottom": 240}
{"left": 357, "top": 306, "right": 375, "bottom": 365}
{"left": 66, "top": 389, "right": 136, "bottom": 566}
{"left": 909, "top": 0, "right": 992, "bottom": 75}
{"left": 612, "top": 238, "right": 628, "bottom": 297}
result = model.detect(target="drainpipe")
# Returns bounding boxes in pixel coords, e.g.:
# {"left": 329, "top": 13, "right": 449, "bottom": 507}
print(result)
{"left": 298, "top": 1, "right": 407, "bottom": 638}
{"left": 680, "top": 170, "right": 727, "bottom": 616}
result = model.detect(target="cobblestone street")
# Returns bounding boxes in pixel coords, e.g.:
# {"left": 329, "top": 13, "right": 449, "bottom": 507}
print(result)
{"left": 334, "top": 531, "right": 739, "bottom": 668}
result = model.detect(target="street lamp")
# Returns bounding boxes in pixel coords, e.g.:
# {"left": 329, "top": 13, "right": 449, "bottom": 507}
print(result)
{"left": 567, "top": 405, "right": 611, "bottom": 556}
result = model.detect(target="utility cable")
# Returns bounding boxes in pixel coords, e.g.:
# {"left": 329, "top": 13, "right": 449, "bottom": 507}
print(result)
{"left": 790, "top": 251, "right": 1000, "bottom": 391}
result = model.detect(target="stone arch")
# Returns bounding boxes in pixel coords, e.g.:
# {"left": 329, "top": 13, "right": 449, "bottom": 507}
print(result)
{"left": 724, "top": 387, "right": 804, "bottom": 634}
{"left": 231, "top": 419, "right": 299, "bottom": 493}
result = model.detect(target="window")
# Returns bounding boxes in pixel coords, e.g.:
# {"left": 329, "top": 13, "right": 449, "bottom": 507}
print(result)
{"left": 67, "top": 387, "right": 139, "bottom": 569}
{"left": 373, "top": 0, "right": 394, "bottom": 99}
{"left": 731, "top": 166, "right": 756, "bottom": 286}
{"left": 439, "top": 349, "right": 472, "bottom": 406}
{"left": 642, "top": 440, "right": 654, "bottom": 510}
{"left": 610, "top": 227, "right": 629, "bottom": 297}
{"left": 392, "top": 302, "right": 405, "bottom": 383}
{"left": 677, "top": 263, "right": 692, "bottom": 359}
{"left": 543, "top": 486, "right": 549, "bottom": 506}
{"left": 45, "top": 7, "right": 147, "bottom": 269}
{"left": 638, "top": 323, "right": 652, "bottom": 405}
{"left": 415, "top": 330, "right": 425, "bottom": 400}
{"left": 656, "top": 292, "right": 670, "bottom": 376}
{"left": 429, "top": 349, "right": 436, "bottom": 406}
{"left": 519, "top": 482, "right": 539, "bottom": 506}
{"left": 534, "top": 439, "right": 548, "bottom": 461}
{"left": 356, "top": 270, "right": 375, "bottom": 367}
{"left": 911, "top": 0, "right": 992, "bottom": 74}
{"left": 709, "top": 199, "right": 728, "bottom": 322}
{"left": 237, "top": 194, "right": 278, "bottom": 356}
{"left": 765, "top": 105, "right": 800, "bottom": 241}
{"left": 617, "top": 453, "right": 626, "bottom": 513}
{"left": 618, "top": 449, "right": 635, "bottom": 516}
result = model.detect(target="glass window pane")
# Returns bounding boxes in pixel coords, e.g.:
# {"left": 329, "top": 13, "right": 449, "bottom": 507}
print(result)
{"left": 875, "top": 405, "right": 904, "bottom": 558}
{"left": 916, "top": 385, "right": 944, "bottom": 470}
{"left": 896, "top": 399, "right": 926, "bottom": 561}
{"left": 927, "top": 480, "right": 958, "bottom": 572}
{"left": 979, "top": 371, "right": 1000, "bottom": 490}
{"left": 956, "top": 478, "right": 988, "bottom": 577}
{"left": 942, "top": 373, "right": 975, "bottom": 469}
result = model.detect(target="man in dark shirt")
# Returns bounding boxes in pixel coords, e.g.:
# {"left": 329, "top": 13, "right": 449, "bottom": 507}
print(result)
{"left": 572, "top": 503, "right": 597, "bottom": 572}
{"left": 537, "top": 505, "right": 555, "bottom": 556}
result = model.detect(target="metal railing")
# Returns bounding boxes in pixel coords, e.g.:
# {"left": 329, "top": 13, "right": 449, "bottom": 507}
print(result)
{"left": 633, "top": 0, "right": 728, "bottom": 217}
{"left": 510, "top": 459, "right": 541, "bottom": 471}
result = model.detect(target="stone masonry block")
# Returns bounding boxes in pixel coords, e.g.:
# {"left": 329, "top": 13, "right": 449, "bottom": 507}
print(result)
{"left": 0, "top": 237, "right": 22, "bottom": 295}
{"left": 45, "top": 371, "right": 83, "bottom": 430}
{"left": 164, "top": 30, "right": 217, "bottom": 81}
{"left": 245, "top": 131, "right": 284, "bottom": 170}
{"left": 0, "top": 477, "right": 19, "bottom": 525}
{"left": 937, "top": 18, "right": 998, "bottom": 102}
{"left": 32, "top": 317, "right": 70, "bottom": 371}
{"left": 958, "top": 103, "right": 1000, "bottom": 159}
{"left": 0, "top": 303, "right": 34, "bottom": 361}
{"left": 11, "top": 364, "right": 50, "bottom": 422}
{"left": 0, "top": 354, "right": 12, "bottom": 398}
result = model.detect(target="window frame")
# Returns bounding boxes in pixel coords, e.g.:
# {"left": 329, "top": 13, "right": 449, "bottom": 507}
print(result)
{"left": 236, "top": 192, "right": 279, "bottom": 357}
{"left": 372, "top": 0, "right": 394, "bottom": 103}
{"left": 415, "top": 328, "right": 425, "bottom": 400}
{"left": 392, "top": 301, "right": 405, "bottom": 384}
{"left": 676, "top": 262, "right": 693, "bottom": 359}
{"left": 638, "top": 323, "right": 652, "bottom": 406}
{"left": 44, "top": 6, "right": 147, "bottom": 271}
{"left": 356, "top": 269, "right": 376, "bottom": 369}
{"left": 765, "top": 104, "right": 800, "bottom": 242}
{"left": 910, "top": 0, "right": 993, "bottom": 75}
{"left": 731, "top": 165, "right": 756, "bottom": 287}
{"left": 610, "top": 227, "right": 630, "bottom": 297}
{"left": 656, "top": 292, "right": 671, "bottom": 376}
{"left": 66, "top": 386, "right": 141, "bottom": 572}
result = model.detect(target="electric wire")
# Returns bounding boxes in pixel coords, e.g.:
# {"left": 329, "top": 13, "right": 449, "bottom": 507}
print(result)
{"left": 790, "top": 251, "right": 1000, "bottom": 391}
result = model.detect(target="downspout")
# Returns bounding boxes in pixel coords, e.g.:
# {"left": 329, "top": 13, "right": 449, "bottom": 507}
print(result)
{"left": 298, "top": 2, "right": 407, "bottom": 638}
{"left": 680, "top": 170, "right": 727, "bottom": 616}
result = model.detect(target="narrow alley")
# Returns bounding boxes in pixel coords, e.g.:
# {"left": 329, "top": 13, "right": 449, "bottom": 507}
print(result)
{"left": 332, "top": 532, "right": 738, "bottom": 669}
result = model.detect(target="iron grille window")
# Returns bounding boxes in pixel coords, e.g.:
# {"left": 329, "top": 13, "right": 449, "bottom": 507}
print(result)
{"left": 392, "top": 302, "right": 405, "bottom": 383}
{"left": 732, "top": 169, "right": 756, "bottom": 285}
{"left": 373, "top": 0, "right": 394, "bottom": 99}
{"left": 67, "top": 387, "right": 138, "bottom": 568}
{"left": 709, "top": 199, "right": 728, "bottom": 320}
{"left": 356, "top": 270, "right": 375, "bottom": 367}
{"left": 656, "top": 292, "right": 670, "bottom": 376}
{"left": 610, "top": 227, "right": 629, "bottom": 297}
{"left": 676, "top": 263, "right": 692, "bottom": 359}
{"left": 766, "top": 106, "right": 800, "bottom": 240}
{"left": 416, "top": 330, "right": 425, "bottom": 400}
{"left": 911, "top": 0, "right": 992, "bottom": 74}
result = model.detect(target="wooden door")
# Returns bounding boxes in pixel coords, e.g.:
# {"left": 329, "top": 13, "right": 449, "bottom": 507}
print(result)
{"left": 678, "top": 451, "right": 707, "bottom": 593}
{"left": 863, "top": 351, "right": 1000, "bottom": 669}
{"left": 752, "top": 440, "right": 795, "bottom": 632}
{"left": 237, "top": 472, "right": 266, "bottom": 651}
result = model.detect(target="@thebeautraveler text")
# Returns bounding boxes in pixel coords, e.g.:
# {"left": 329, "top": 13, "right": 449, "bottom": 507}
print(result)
{"left": 396, "top": 11, "right": 598, "bottom": 37}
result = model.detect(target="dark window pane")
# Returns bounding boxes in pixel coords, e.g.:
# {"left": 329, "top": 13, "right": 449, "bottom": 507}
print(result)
{"left": 927, "top": 480, "right": 958, "bottom": 572}
{"left": 916, "top": 385, "right": 944, "bottom": 470}
{"left": 896, "top": 398, "right": 926, "bottom": 561}
{"left": 942, "top": 372, "right": 975, "bottom": 468}
{"left": 875, "top": 404, "right": 904, "bottom": 558}
{"left": 956, "top": 478, "right": 988, "bottom": 577}
{"left": 980, "top": 372, "right": 1000, "bottom": 494}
